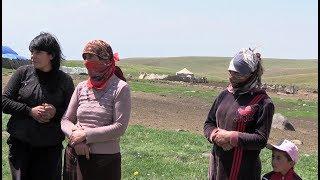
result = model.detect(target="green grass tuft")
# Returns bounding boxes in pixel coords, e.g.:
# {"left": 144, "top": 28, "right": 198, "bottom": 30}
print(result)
{"left": 2, "top": 114, "right": 317, "bottom": 179}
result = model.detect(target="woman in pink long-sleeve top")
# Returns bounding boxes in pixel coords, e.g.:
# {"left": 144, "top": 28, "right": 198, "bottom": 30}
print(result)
{"left": 61, "top": 40, "right": 131, "bottom": 180}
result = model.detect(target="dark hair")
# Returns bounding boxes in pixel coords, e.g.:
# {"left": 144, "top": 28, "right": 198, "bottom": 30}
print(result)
{"left": 29, "top": 32, "right": 63, "bottom": 71}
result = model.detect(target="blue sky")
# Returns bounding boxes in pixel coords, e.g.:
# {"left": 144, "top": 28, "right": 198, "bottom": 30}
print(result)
{"left": 2, "top": 0, "right": 318, "bottom": 60}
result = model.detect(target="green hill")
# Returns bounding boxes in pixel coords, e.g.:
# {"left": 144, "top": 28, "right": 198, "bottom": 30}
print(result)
{"left": 63, "top": 56, "right": 317, "bottom": 89}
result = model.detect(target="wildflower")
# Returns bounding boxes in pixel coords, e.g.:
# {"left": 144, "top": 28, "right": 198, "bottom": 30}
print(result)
{"left": 134, "top": 171, "right": 139, "bottom": 176}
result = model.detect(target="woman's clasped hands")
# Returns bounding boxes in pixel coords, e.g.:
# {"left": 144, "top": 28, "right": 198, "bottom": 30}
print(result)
{"left": 30, "top": 103, "right": 56, "bottom": 123}
{"left": 210, "top": 128, "right": 236, "bottom": 151}
{"left": 69, "top": 126, "right": 90, "bottom": 159}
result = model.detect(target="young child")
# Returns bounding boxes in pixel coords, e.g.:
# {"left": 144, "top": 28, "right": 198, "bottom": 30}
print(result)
{"left": 262, "top": 139, "right": 302, "bottom": 180}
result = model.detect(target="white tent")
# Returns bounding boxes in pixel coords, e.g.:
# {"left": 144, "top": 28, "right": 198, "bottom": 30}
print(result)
{"left": 176, "top": 68, "right": 193, "bottom": 75}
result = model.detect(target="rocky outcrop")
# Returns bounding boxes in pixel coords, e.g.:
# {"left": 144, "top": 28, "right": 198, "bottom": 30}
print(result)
{"left": 164, "top": 75, "right": 208, "bottom": 83}
{"left": 262, "top": 83, "right": 299, "bottom": 94}
{"left": 60, "top": 66, "right": 88, "bottom": 75}
{"left": 138, "top": 73, "right": 168, "bottom": 80}
{"left": 138, "top": 73, "right": 208, "bottom": 83}
{"left": 272, "top": 113, "right": 295, "bottom": 131}
{"left": 2, "top": 58, "right": 30, "bottom": 69}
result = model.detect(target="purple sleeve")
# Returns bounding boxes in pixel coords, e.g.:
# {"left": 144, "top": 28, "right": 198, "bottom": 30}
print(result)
{"left": 236, "top": 98, "right": 274, "bottom": 150}
{"left": 85, "top": 84, "right": 131, "bottom": 143}
{"left": 61, "top": 84, "right": 81, "bottom": 138}
{"left": 204, "top": 91, "right": 226, "bottom": 143}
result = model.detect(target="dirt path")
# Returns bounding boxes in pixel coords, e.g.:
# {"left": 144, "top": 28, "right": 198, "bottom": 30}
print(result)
{"left": 130, "top": 92, "right": 318, "bottom": 154}
{"left": 130, "top": 92, "right": 211, "bottom": 134}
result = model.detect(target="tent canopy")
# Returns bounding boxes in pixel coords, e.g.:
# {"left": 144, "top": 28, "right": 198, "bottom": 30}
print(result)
{"left": 176, "top": 68, "right": 193, "bottom": 75}
{"left": 2, "top": 46, "right": 18, "bottom": 55}
{"left": 2, "top": 46, "right": 28, "bottom": 60}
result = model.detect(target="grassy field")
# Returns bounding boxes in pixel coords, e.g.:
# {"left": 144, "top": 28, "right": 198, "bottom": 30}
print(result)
{"left": 2, "top": 58, "right": 318, "bottom": 179}
{"left": 1, "top": 114, "right": 317, "bottom": 179}
{"left": 2, "top": 68, "right": 15, "bottom": 76}
{"left": 2, "top": 67, "right": 317, "bottom": 120}
{"left": 61, "top": 57, "right": 318, "bottom": 90}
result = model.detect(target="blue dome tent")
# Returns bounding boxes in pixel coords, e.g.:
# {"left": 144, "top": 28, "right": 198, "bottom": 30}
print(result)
{"left": 2, "top": 46, "right": 18, "bottom": 55}
{"left": 2, "top": 45, "right": 30, "bottom": 69}
{"left": 2, "top": 46, "right": 28, "bottom": 60}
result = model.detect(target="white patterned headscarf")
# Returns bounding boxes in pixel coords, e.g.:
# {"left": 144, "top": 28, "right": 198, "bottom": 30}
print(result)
{"left": 228, "top": 48, "right": 260, "bottom": 75}
{"left": 227, "top": 48, "right": 263, "bottom": 94}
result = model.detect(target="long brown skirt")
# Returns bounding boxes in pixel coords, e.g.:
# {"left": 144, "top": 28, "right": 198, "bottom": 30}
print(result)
{"left": 63, "top": 145, "right": 121, "bottom": 180}
{"left": 78, "top": 153, "right": 121, "bottom": 180}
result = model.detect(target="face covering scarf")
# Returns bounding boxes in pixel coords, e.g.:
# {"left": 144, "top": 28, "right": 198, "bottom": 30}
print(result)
{"left": 227, "top": 70, "right": 259, "bottom": 95}
{"left": 83, "top": 59, "right": 115, "bottom": 90}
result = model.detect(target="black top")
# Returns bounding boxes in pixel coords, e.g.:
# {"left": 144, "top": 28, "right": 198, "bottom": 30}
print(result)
{"left": 2, "top": 65, "right": 75, "bottom": 147}
{"left": 204, "top": 89, "right": 275, "bottom": 179}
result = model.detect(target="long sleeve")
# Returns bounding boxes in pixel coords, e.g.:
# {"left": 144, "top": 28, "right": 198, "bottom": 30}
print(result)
{"left": 53, "top": 75, "right": 74, "bottom": 122}
{"left": 236, "top": 98, "right": 274, "bottom": 150}
{"left": 2, "top": 67, "right": 31, "bottom": 116}
{"left": 85, "top": 84, "right": 131, "bottom": 144}
{"left": 61, "top": 84, "right": 80, "bottom": 138}
{"left": 204, "top": 91, "right": 226, "bottom": 143}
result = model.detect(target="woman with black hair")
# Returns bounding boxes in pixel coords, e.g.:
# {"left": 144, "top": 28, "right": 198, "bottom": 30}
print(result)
{"left": 203, "top": 48, "right": 275, "bottom": 180}
{"left": 2, "top": 32, "right": 75, "bottom": 180}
